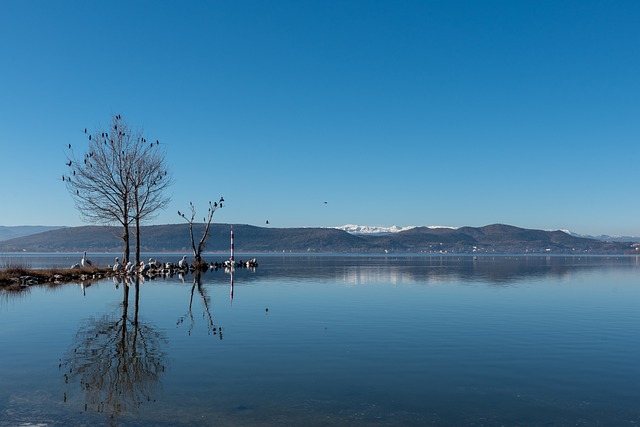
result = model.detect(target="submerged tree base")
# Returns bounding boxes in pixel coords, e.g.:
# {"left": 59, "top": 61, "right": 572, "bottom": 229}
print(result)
{"left": 191, "top": 259, "right": 210, "bottom": 271}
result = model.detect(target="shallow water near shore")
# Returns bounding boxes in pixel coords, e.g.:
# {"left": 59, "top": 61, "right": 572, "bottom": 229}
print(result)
{"left": 1, "top": 255, "right": 639, "bottom": 426}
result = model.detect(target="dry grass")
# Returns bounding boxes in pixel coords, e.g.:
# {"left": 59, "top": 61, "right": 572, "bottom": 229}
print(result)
{"left": 0, "top": 264, "right": 111, "bottom": 289}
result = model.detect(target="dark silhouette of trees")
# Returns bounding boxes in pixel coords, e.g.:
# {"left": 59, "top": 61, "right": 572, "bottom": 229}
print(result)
{"left": 178, "top": 198, "right": 224, "bottom": 269}
{"left": 64, "top": 115, "right": 171, "bottom": 264}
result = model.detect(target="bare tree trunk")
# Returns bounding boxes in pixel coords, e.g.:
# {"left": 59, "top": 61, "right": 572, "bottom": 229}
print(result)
{"left": 123, "top": 192, "right": 131, "bottom": 264}
{"left": 123, "top": 223, "right": 130, "bottom": 264}
{"left": 188, "top": 221, "right": 198, "bottom": 261}
{"left": 134, "top": 191, "right": 141, "bottom": 266}
{"left": 135, "top": 217, "right": 141, "bottom": 266}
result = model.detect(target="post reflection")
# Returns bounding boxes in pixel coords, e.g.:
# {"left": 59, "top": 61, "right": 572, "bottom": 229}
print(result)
{"left": 60, "top": 276, "right": 167, "bottom": 418}
{"left": 229, "top": 267, "right": 234, "bottom": 304}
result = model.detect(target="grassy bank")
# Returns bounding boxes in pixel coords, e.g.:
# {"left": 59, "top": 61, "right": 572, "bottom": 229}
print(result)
{"left": 0, "top": 264, "right": 112, "bottom": 290}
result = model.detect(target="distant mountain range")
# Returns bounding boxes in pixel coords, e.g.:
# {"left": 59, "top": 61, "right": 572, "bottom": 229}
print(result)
{"left": 336, "top": 224, "right": 640, "bottom": 242}
{"left": 564, "top": 232, "right": 640, "bottom": 243}
{"left": 0, "top": 225, "right": 66, "bottom": 242}
{"left": 0, "top": 223, "right": 637, "bottom": 254}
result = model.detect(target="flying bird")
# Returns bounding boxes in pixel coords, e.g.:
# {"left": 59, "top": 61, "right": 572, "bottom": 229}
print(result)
{"left": 266, "top": 220, "right": 269, "bottom": 224}
{"left": 68, "top": 144, "right": 71, "bottom": 149}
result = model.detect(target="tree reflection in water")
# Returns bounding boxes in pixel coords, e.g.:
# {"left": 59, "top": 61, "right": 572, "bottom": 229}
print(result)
{"left": 177, "top": 271, "right": 223, "bottom": 340}
{"left": 60, "top": 275, "right": 167, "bottom": 418}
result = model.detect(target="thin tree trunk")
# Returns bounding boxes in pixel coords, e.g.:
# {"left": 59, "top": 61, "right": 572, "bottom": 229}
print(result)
{"left": 134, "top": 190, "right": 141, "bottom": 266}
{"left": 135, "top": 217, "right": 141, "bottom": 266}
{"left": 123, "top": 223, "right": 130, "bottom": 264}
{"left": 189, "top": 222, "right": 197, "bottom": 259}
{"left": 123, "top": 199, "right": 130, "bottom": 264}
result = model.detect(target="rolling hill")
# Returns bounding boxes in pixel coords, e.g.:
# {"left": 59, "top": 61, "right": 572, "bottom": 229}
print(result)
{"left": 0, "top": 225, "right": 66, "bottom": 242}
{"left": 0, "top": 223, "right": 636, "bottom": 254}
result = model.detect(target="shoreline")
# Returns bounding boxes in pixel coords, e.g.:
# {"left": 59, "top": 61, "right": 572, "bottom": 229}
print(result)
{"left": 0, "top": 266, "right": 115, "bottom": 290}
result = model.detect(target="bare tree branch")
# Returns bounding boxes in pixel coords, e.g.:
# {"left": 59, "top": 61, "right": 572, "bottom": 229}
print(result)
{"left": 178, "top": 198, "right": 224, "bottom": 268}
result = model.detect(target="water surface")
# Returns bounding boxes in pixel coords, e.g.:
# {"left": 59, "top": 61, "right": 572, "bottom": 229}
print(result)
{"left": 1, "top": 255, "right": 639, "bottom": 426}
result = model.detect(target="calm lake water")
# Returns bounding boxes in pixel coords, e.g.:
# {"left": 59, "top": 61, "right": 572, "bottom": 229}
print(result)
{"left": 1, "top": 255, "right": 639, "bottom": 426}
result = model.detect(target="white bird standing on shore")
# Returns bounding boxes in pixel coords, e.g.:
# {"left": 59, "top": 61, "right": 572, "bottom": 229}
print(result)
{"left": 178, "top": 255, "right": 188, "bottom": 269}
{"left": 139, "top": 261, "right": 149, "bottom": 274}
{"left": 81, "top": 251, "right": 92, "bottom": 268}
{"left": 113, "top": 257, "right": 122, "bottom": 272}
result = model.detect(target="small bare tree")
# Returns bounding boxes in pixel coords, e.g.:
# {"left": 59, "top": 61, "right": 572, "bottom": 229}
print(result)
{"left": 178, "top": 198, "right": 224, "bottom": 269}
{"left": 64, "top": 115, "right": 171, "bottom": 264}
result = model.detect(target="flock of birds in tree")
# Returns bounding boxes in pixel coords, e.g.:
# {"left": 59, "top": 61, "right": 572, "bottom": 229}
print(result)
{"left": 62, "top": 114, "right": 166, "bottom": 188}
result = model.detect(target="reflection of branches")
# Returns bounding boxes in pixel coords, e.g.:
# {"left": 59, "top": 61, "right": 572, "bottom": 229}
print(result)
{"left": 176, "top": 282, "right": 195, "bottom": 336}
{"left": 177, "top": 271, "right": 222, "bottom": 340}
{"left": 61, "top": 280, "right": 167, "bottom": 418}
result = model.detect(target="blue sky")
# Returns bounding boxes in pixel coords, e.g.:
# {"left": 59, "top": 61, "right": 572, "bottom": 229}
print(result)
{"left": 1, "top": 1, "right": 639, "bottom": 235}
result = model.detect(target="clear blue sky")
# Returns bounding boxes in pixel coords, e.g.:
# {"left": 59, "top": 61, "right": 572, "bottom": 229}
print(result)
{"left": 1, "top": 0, "right": 639, "bottom": 236}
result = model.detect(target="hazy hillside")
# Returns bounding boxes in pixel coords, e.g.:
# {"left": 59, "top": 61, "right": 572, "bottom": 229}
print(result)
{"left": 0, "top": 223, "right": 635, "bottom": 254}
{"left": 0, "top": 226, "right": 66, "bottom": 242}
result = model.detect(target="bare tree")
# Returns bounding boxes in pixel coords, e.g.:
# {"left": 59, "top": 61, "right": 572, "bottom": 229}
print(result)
{"left": 178, "top": 198, "right": 224, "bottom": 269}
{"left": 64, "top": 115, "right": 171, "bottom": 264}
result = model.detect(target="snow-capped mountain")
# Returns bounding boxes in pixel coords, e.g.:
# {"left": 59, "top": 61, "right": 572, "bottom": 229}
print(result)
{"left": 562, "top": 230, "right": 640, "bottom": 243}
{"left": 335, "top": 225, "right": 640, "bottom": 242}
{"left": 333, "top": 224, "right": 456, "bottom": 235}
